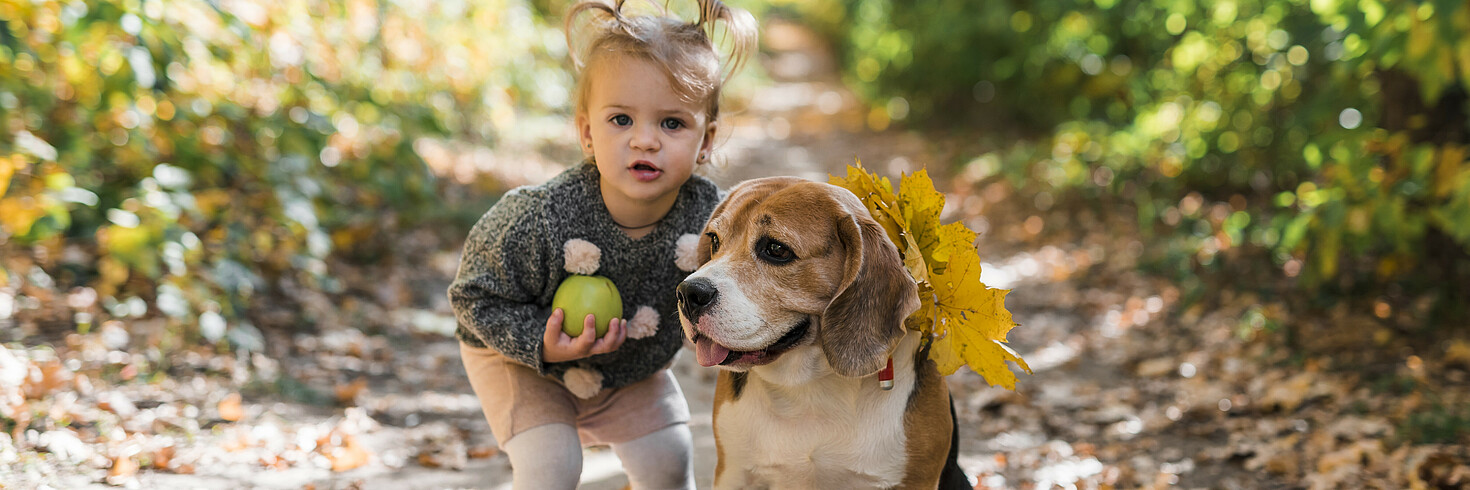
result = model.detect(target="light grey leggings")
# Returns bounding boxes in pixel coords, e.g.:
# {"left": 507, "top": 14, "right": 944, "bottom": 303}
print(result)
{"left": 501, "top": 422, "right": 695, "bottom": 490}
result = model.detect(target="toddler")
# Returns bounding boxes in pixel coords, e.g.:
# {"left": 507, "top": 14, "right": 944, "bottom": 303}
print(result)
{"left": 448, "top": 1, "right": 755, "bottom": 488}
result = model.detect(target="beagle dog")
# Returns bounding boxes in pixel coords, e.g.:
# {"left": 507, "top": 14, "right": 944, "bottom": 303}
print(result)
{"left": 677, "top": 177, "right": 971, "bottom": 490}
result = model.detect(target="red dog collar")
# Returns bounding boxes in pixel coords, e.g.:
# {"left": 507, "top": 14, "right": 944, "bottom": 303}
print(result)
{"left": 878, "top": 357, "right": 894, "bottom": 390}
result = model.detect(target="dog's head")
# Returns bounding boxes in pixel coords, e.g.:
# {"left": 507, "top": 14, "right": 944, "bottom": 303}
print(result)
{"left": 677, "top": 177, "right": 920, "bottom": 377}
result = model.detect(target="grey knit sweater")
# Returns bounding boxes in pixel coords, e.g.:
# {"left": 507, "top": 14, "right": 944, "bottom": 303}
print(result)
{"left": 449, "top": 162, "right": 721, "bottom": 392}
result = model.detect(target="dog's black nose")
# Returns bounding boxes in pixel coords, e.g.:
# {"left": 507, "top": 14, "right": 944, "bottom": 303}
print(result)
{"left": 677, "top": 278, "right": 718, "bottom": 319}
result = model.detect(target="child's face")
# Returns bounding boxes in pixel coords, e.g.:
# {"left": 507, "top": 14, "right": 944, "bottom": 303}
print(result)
{"left": 577, "top": 54, "right": 715, "bottom": 206}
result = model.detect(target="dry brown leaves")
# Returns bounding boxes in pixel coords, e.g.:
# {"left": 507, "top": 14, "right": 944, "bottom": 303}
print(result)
{"left": 217, "top": 393, "right": 244, "bottom": 422}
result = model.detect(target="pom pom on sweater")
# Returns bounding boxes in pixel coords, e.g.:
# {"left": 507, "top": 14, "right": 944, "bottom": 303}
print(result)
{"left": 674, "top": 234, "right": 701, "bottom": 272}
{"left": 562, "top": 367, "right": 604, "bottom": 399}
{"left": 627, "top": 306, "right": 660, "bottom": 339}
{"left": 563, "top": 239, "right": 602, "bottom": 275}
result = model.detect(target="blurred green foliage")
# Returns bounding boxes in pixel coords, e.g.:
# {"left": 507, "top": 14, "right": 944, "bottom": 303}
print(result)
{"left": 794, "top": 0, "right": 1470, "bottom": 321}
{"left": 1399, "top": 400, "right": 1470, "bottom": 444}
{"left": 4, "top": 0, "right": 1468, "bottom": 351}
{"left": 0, "top": 0, "right": 568, "bottom": 344}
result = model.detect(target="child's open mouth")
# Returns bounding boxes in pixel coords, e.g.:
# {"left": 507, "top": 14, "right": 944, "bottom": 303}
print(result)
{"left": 629, "top": 161, "right": 662, "bottom": 182}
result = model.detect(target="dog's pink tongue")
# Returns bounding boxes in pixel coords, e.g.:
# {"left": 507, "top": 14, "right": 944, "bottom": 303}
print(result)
{"left": 695, "top": 338, "right": 731, "bottom": 367}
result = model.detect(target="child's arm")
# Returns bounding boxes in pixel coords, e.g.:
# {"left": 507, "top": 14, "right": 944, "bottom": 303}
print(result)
{"left": 447, "top": 190, "right": 557, "bottom": 374}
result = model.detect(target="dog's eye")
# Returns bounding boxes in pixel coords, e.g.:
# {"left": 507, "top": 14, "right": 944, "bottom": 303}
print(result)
{"left": 758, "top": 238, "right": 796, "bottom": 264}
{"left": 706, "top": 232, "right": 720, "bottom": 255}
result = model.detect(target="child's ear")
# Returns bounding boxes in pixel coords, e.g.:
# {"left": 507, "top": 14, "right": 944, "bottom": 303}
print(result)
{"left": 699, "top": 121, "right": 718, "bottom": 160}
{"left": 576, "top": 114, "right": 593, "bottom": 155}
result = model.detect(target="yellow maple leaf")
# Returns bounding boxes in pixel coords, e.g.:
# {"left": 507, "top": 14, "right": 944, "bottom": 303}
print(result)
{"left": 931, "top": 221, "right": 976, "bottom": 273}
{"left": 831, "top": 162, "right": 1029, "bottom": 389}
{"left": 830, "top": 162, "right": 904, "bottom": 244}
{"left": 898, "top": 169, "right": 946, "bottom": 268}
{"left": 927, "top": 244, "right": 1031, "bottom": 387}
{"left": 898, "top": 233, "right": 928, "bottom": 284}
{"left": 831, "top": 162, "right": 928, "bottom": 283}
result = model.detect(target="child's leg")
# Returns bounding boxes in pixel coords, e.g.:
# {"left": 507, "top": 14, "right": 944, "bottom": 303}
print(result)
{"left": 503, "top": 423, "right": 583, "bottom": 490}
{"left": 460, "top": 343, "right": 584, "bottom": 488}
{"left": 610, "top": 422, "right": 695, "bottom": 490}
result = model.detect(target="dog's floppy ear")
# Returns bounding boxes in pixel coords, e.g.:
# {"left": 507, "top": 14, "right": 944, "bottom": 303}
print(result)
{"left": 820, "top": 197, "right": 920, "bottom": 378}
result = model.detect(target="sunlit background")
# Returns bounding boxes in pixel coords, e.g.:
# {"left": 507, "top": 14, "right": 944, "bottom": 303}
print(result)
{"left": 2, "top": 0, "right": 1468, "bottom": 487}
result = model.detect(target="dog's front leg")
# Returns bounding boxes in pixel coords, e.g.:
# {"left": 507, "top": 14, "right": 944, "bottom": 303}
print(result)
{"left": 711, "top": 372, "right": 763, "bottom": 490}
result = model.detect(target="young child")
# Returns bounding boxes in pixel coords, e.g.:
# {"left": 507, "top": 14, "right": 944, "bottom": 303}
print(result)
{"left": 448, "top": 1, "right": 755, "bottom": 488}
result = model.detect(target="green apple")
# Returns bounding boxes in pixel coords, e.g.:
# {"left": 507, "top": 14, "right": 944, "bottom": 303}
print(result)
{"left": 552, "top": 274, "right": 622, "bottom": 338}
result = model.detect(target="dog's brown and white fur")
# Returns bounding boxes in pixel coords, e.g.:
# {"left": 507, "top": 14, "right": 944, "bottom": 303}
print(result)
{"left": 677, "top": 177, "right": 969, "bottom": 490}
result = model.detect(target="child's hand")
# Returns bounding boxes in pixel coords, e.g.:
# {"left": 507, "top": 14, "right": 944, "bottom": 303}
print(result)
{"left": 542, "top": 308, "right": 627, "bottom": 363}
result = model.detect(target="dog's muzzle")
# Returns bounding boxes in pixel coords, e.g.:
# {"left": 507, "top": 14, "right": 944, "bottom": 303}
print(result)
{"left": 677, "top": 278, "right": 718, "bottom": 321}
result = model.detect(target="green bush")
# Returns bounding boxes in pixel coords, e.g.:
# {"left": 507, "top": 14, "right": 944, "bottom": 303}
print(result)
{"left": 803, "top": 0, "right": 1470, "bottom": 321}
{"left": 0, "top": 0, "right": 568, "bottom": 344}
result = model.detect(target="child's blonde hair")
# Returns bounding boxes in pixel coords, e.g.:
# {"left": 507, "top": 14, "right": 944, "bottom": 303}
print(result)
{"left": 566, "top": 0, "right": 757, "bottom": 123}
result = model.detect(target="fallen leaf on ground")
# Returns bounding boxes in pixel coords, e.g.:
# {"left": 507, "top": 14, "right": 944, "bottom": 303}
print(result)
{"left": 325, "top": 434, "right": 370, "bottom": 472}
{"left": 119, "top": 363, "right": 138, "bottom": 381}
{"left": 260, "top": 453, "right": 290, "bottom": 470}
{"left": 1446, "top": 340, "right": 1470, "bottom": 368}
{"left": 1258, "top": 372, "right": 1315, "bottom": 412}
{"left": 1135, "top": 357, "right": 1175, "bottom": 378}
{"left": 219, "top": 393, "right": 244, "bottom": 422}
{"left": 335, "top": 377, "right": 368, "bottom": 405}
{"left": 25, "top": 360, "right": 72, "bottom": 399}
{"left": 107, "top": 455, "right": 139, "bottom": 484}
{"left": 152, "top": 445, "right": 174, "bottom": 469}
{"left": 1408, "top": 449, "right": 1470, "bottom": 489}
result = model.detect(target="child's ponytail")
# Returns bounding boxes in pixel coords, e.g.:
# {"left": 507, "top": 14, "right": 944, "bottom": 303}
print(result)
{"left": 695, "top": 0, "right": 757, "bottom": 85}
{"left": 565, "top": 0, "right": 758, "bottom": 120}
{"left": 564, "top": 0, "right": 627, "bottom": 72}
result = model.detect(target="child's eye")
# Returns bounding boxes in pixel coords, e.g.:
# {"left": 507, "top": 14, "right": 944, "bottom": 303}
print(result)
{"left": 661, "top": 118, "right": 684, "bottom": 130}
{"left": 610, "top": 115, "right": 632, "bottom": 126}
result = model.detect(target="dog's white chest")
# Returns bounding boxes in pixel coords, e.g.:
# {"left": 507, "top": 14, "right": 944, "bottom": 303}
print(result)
{"left": 714, "top": 375, "right": 912, "bottom": 489}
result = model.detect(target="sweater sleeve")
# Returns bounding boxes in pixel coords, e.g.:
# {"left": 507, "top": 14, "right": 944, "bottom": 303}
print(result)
{"left": 448, "top": 189, "right": 553, "bottom": 374}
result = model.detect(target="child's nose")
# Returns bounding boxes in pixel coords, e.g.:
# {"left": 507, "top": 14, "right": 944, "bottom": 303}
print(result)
{"left": 630, "top": 123, "right": 660, "bottom": 151}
